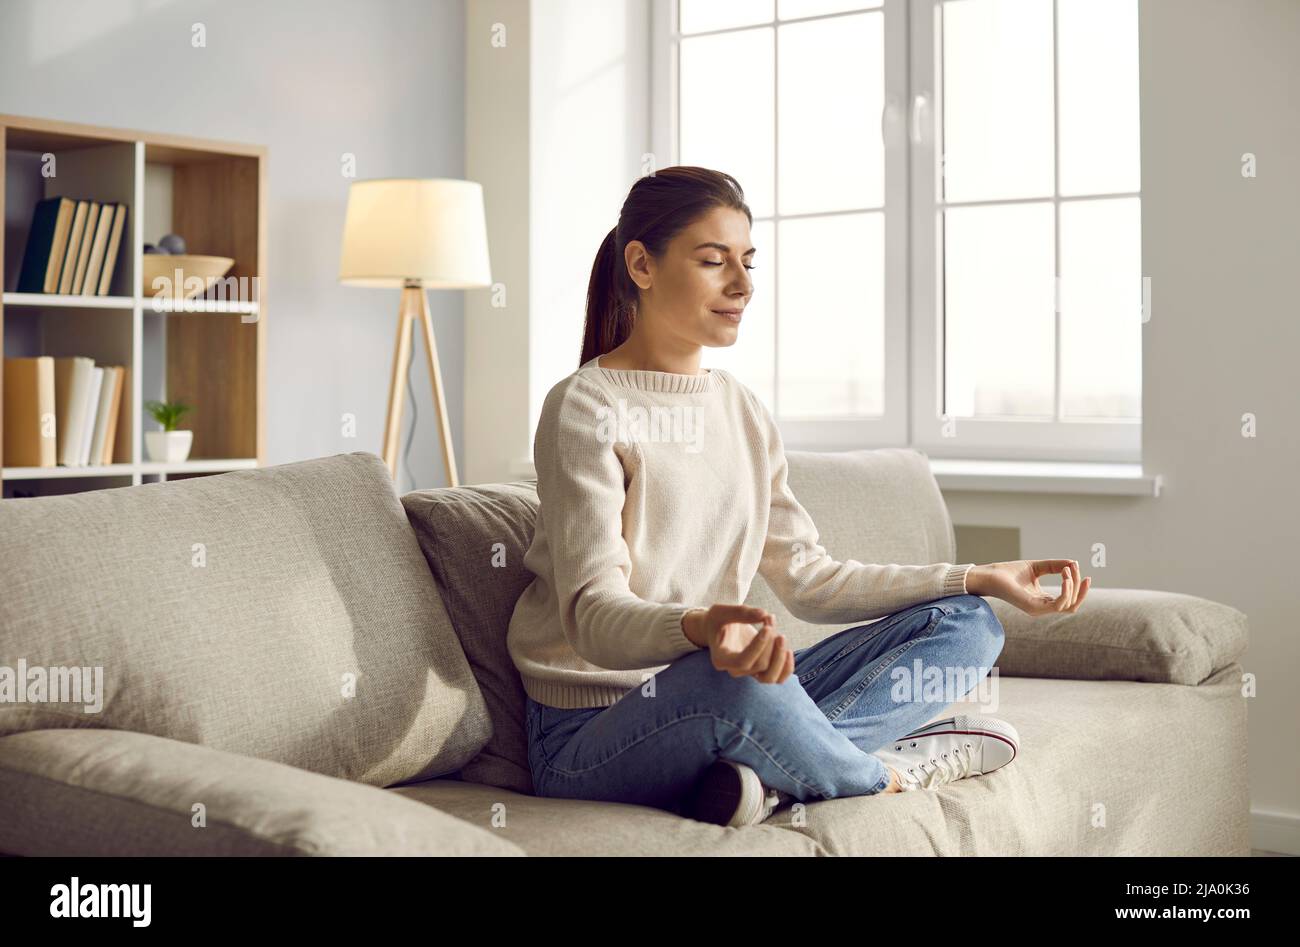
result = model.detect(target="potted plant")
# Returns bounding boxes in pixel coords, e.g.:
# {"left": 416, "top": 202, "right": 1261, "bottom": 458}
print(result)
{"left": 144, "top": 399, "right": 194, "bottom": 462}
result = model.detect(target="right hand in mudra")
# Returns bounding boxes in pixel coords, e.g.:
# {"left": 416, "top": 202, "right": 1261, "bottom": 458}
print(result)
{"left": 682, "top": 604, "right": 794, "bottom": 684}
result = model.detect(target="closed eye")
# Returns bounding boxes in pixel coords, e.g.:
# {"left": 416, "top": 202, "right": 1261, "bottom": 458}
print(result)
{"left": 704, "top": 261, "right": 757, "bottom": 270}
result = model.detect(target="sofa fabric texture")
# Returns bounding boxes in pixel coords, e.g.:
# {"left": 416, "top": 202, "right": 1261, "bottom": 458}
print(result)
{"left": 0, "top": 451, "right": 491, "bottom": 789}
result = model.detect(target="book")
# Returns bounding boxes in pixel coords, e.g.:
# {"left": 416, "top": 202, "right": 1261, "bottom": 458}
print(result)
{"left": 96, "top": 366, "right": 126, "bottom": 465}
{"left": 78, "top": 366, "right": 104, "bottom": 466}
{"left": 2, "top": 356, "right": 57, "bottom": 467}
{"left": 80, "top": 203, "right": 115, "bottom": 297}
{"left": 70, "top": 202, "right": 101, "bottom": 294}
{"left": 16, "top": 197, "right": 76, "bottom": 294}
{"left": 88, "top": 365, "right": 124, "bottom": 466}
{"left": 57, "top": 201, "right": 91, "bottom": 294}
{"left": 96, "top": 203, "right": 129, "bottom": 296}
{"left": 52, "top": 356, "right": 94, "bottom": 466}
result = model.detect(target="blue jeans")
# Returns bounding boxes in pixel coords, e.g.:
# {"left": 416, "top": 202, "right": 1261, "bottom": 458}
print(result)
{"left": 524, "top": 593, "right": 1005, "bottom": 813}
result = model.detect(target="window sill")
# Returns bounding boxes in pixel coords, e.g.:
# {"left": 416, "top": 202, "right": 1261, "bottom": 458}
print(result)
{"left": 512, "top": 455, "right": 1161, "bottom": 497}
{"left": 929, "top": 458, "right": 1162, "bottom": 497}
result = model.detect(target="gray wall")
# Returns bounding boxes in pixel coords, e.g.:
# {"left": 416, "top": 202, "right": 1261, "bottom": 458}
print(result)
{"left": 0, "top": 0, "right": 467, "bottom": 490}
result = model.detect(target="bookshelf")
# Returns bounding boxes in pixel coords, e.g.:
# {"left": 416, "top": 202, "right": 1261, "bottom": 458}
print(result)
{"left": 1, "top": 114, "right": 266, "bottom": 498}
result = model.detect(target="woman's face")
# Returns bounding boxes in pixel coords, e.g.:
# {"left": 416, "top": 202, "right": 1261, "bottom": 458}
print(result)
{"left": 625, "top": 205, "right": 755, "bottom": 350}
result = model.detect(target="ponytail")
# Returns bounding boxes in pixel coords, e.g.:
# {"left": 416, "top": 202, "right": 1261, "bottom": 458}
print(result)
{"left": 579, "top": 226, "right": 634, "bottom": 367}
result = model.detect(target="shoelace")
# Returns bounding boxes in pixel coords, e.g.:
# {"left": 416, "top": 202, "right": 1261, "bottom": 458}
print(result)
{"left": 896, "top": 738, "right": 978, "bottom": 790}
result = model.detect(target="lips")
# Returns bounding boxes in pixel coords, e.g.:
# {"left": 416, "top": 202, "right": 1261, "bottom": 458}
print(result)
{"left": 712, "top": 309, "right": 743, "bottom": 323}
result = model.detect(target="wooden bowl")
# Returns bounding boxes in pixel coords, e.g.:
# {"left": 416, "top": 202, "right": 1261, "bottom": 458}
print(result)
{"left": 142, "top": 254, "right": 236, "bottom": 300}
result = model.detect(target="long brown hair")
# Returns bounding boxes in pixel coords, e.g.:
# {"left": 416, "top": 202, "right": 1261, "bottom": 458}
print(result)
{"left": 580, "top": 166, "right": 752, "bottom": 367}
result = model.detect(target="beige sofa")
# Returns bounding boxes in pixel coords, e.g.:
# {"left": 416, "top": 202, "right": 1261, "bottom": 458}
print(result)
{"left": 0, "top": 450, "right": 1250, "bottom": 856}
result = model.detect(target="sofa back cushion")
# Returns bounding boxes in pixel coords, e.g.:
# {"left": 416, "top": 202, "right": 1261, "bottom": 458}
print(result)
{"left": 0, "top": 451, "right": 491, "bottom": 788}
{"left": 401, "top": 482, "right": 540, "bottom": 795}
{"left": 744, "top": 447, "right": 958, "bottom": 646}
{"left": 399, "top": 446, "right": 956, "bottom": 794}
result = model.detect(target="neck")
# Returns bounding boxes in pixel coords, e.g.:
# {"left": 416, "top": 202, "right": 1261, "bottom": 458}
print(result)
{"left": 600, "top": 335, "right": 705, "bottom": 375}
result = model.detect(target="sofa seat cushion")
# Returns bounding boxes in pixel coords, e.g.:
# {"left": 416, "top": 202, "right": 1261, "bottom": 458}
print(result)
{"left": 389, "top": 777, "right": 826, "bottom": 856}
{"left": 767, "top": 668, "right": 1250, "bottom": 856}
{"left": 0, "top": 452, "right": 490, "bottom": 788}
{"left": 0, "top": 729, "right": 522, "bottom": 856}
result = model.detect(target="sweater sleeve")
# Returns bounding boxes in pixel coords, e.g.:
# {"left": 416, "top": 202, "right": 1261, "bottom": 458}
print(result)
{"left": 745, "top": 388, "right": 974, "bottom": 624}
{"left": 533, "top": 376, "right": 703, "bottom": 671}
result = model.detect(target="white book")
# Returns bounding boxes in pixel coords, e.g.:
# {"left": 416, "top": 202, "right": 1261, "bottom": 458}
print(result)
{"left": 53, "top": 356, "right": 94, "bottom": 466}
{"left": 88, "top": 366, "right": 119, "bottom": 466}
{"left": 78, "top": 367, "right": 104, "bottom": 466}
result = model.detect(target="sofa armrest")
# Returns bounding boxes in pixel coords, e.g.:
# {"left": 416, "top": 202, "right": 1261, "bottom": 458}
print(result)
{"left": 0, "top": 729, "right": 524, "bottom": 856}
{"left": 987, "top": 587, "right": 1248, "bottom": 685}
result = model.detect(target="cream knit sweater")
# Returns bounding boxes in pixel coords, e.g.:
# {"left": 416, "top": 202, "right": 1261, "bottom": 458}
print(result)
{"left": 507, "top": 355, "right": 974, "bottom": 709}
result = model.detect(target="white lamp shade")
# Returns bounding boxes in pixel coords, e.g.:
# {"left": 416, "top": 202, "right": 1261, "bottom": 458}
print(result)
{"left": 339, "top": 178, "right": 492, "bottom": 288}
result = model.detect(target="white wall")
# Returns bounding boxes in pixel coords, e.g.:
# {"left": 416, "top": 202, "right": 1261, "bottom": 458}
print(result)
{"left": 465, "top": 0, "right": 653, "bottom": 483}
{"left": 0, "top": 0, "right": 468, "bottom": 491}
{"left": 464, "top": 0, "right": 531, "bottom": 485}
{"left": 948, "top": 0, "right": 1300, "bottom": 852}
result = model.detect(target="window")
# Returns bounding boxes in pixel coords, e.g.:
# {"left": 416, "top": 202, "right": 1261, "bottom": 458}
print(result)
{"left": 652, "top": 0, "right": 1142, "bottom": 462}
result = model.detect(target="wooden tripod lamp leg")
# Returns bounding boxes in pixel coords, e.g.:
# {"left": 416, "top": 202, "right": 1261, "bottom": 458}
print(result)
{"left": 381, "top": 283, "right": 461, "bottom": 488}
{"left": 381, "top": 289, "right": 416, "bottom": 479}
{"left": 416, "top": 286, "right": 460, "bottom": 488}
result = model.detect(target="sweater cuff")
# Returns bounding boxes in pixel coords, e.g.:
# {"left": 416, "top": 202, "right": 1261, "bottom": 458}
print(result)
{"left": 661, "top": 604, "right": 703, "bottom": 656}
{"left": 943, "top": 563, "right": 975, "bottom": 597}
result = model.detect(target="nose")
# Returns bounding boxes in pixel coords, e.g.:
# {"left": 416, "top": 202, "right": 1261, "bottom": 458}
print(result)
{"left": 729, "top": 264, "right": 753, "bottom": 295}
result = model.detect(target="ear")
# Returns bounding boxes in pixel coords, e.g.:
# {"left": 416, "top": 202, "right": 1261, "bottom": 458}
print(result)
{"left": 624, "top": 239, "right": 653, "bottom": 291}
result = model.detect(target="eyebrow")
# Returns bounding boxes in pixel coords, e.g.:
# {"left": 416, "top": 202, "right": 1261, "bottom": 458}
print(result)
{"left": 693, "top": 242, "right": 756, "bottom": 257}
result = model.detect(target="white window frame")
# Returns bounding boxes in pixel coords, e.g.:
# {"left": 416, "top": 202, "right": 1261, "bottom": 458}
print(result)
{"left": 650, "top": 0, "right": 1141, "bottom": 463}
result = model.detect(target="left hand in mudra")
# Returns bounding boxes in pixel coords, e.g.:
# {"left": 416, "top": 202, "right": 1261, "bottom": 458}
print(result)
{"left": 965, "top": 560, "right": 1090, "bottom": 616}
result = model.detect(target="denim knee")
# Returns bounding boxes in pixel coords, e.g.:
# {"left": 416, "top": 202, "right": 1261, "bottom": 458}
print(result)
{"left": 678, "top": 661, "right": 807, "bottom": 725}
{"left": 950, "top": 593, "right": 1005, "bottom": 667}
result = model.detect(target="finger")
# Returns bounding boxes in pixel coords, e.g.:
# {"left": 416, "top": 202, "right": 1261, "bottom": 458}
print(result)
{"left": 755, "top": 635, "right": 787, "bottom": 683}
{"left": 764, "top": 645, "right": 791, "bottom": 685}
{"left": 1057, "top": 565, "right": 1073, "bottom": 612}
{"left": 1071, "top": 561, "right": 1082, "bottom": 608}
{"left": 1068, "top": 576, "right": 1091, "bottom": 612}
{"left": 713, "top": 604, "right": 771, "bottom": 626}
{"left": 779, "top": 646, "right": 795, "bottom": 684}
{"left": 746, "top": 630, "right": 779, "bottom": 679}
{"left": 1033, "top": 559, "right": 1075, "bottom": 578}
{"left": 737, "top": 622, "right": 776, "bottom": 672}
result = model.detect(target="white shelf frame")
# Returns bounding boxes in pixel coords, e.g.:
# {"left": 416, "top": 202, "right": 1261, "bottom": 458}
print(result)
{"left": 3, "top": 130, "right": 265, "bottom": 494}
{"left": 4, "top": 458, "right": 258, "bottom": 480}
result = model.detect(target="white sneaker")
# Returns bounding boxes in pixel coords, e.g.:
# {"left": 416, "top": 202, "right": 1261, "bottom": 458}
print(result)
{"left": 873, "top": 714, "right": 1020, "bottom": 792}
{"left": 682, "top": 759, "right": 782, "bottom": 827}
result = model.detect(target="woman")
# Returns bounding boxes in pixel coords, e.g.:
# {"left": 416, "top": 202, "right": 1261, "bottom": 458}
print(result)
{"left": 505, "top": 166, "right": 1090, "bottom": 827}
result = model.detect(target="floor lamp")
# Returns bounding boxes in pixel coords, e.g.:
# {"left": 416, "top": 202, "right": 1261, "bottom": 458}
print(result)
{"left": 339, "top": 178, "right": 491, "bottom": 488}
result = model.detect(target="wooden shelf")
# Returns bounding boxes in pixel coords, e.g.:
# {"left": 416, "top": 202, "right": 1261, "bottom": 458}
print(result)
{"left": 1, "top": 112, "right": 267, "bottom": 498}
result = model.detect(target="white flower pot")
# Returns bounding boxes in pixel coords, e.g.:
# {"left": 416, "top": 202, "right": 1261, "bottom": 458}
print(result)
{"left": 145, "top": 430, "right": 193, "bottom": 463}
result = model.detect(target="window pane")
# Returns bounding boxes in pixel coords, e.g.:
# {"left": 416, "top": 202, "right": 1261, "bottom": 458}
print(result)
{"left": 679, "top": 0, "right": 773, "bottom": 34}
{"left": 943, "top": 203, "right": 1055, "bottom": 417}
{"left": 778, "top": 11, "right": 883, "bottom": 215}
{"left": 777, "top": 213, "right": 884, "bottom": 417}
{"left": 1058, "top": 0, "right": 1140, "bottom": 195}
{"left": 680, "top": 29, "right": 775, "bottom": 218}
{"left": 941, "top": 0, "right": 1053, "bottom": 203}
{"left": 1060, "top": 198, "right": 1141, "bottom": 419}
{"left": 704, "top": 219, "right": 776, "bottom": 408}
{"left": 778, "top": 0, "right": 881, "bottom": 18}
